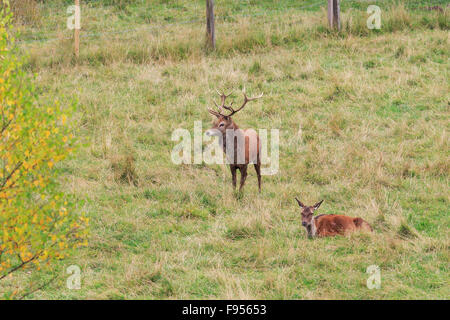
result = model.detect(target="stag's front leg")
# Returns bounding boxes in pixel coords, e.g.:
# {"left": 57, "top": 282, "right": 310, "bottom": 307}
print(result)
{"left": 254, "top": 163, "right": 261, "bottom": 193}
{"left": 239, "top": 165, "right": 248, "bottom": 192}
{"left": 229, "top": 165, "right": 237, "bottom": 190}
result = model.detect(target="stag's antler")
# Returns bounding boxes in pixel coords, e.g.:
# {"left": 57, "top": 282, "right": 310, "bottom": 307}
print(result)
{"left": 208, "top": 89, "right": 263, "bottom": 117}
{"left": 208, "top": 90, "right": 231, "bottom": 117}
{"left": 222, "top": 89, "right": 263, "bottom": 116}
{"left": 214, "top": 90, "right": 232, "bottom": 112}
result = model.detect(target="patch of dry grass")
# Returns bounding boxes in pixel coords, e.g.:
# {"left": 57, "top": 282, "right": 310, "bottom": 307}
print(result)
{"left": 9, "top": 0, "right": 41, "bottom": 26}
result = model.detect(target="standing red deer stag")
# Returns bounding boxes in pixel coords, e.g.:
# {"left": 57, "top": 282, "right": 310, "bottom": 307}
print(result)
{"left": 205, "top": 90, "right": 263, "bottom": 193}
{"left": 295, "top": 198, "right": 373, "bottom": 238}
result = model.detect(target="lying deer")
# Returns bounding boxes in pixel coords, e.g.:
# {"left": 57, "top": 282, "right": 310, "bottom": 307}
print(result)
{"left": 205, "top": 90, "right": 263, "bottom": 192}
{"left": 295, "top": 198, "right": 373, "bottom": 238}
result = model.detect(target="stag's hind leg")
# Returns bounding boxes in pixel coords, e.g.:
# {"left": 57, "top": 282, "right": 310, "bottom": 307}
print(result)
{"left": 254, "top": 163, "right": 261, "bottom": 193}
{"left": 238, "top": 166, "right": 248, "bottom": 192}
{"left": 229, "top": 165, "right": 237, "bottom": 190}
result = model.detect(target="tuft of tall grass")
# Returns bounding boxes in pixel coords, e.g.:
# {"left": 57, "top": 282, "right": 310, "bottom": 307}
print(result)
{"left": 111, "top": 154, "right": 138, "bottom": 186}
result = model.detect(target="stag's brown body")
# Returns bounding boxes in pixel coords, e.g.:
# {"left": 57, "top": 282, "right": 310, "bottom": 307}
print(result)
{"left": 206, "top": 90, "right": 263, "bottom": 192}
{"left": 295, "top": 198, "right": 373, "bottom": 238}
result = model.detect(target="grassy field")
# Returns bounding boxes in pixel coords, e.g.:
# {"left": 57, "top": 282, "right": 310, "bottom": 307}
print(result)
{"left": 11, "top": 0, "right": 450, "bottom": 299}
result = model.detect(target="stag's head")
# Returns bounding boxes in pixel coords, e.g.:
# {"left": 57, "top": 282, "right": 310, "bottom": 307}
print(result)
{"left": 205, "top": 90, "right": 263, "bottom": 137}
{"left": 295, "top": 197, "right": 324, "bottom": 228}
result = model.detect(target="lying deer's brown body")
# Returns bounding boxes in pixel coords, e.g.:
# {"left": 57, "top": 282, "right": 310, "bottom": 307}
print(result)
{"left": 206, "top": 90, "right": 263, "bottom": 192}
{"left": 295, "top": 198, "right": 372, "bottom": 238}
{"left": 310, "top": 214, "right": 373, "bottom": 237}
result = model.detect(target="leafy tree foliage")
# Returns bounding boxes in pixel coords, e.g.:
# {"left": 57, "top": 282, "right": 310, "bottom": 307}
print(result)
{"left": 0, "top": 3, "right": 88, "bottom": 299}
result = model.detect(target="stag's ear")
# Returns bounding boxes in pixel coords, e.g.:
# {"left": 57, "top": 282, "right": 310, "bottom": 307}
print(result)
{"left": 313, "top": 200, "right": 324, "bottom": 210}
{"left": 295, "top": 197, "right": 305, "bottom": 208}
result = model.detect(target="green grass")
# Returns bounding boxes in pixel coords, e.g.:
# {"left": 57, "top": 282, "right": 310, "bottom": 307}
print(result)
{"left": 10, "top": 0, "right": 450, "bottom": 299}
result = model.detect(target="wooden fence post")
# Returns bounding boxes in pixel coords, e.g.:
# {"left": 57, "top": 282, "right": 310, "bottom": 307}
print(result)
{"left": 74, "top": 0, "right": 80, "bottom": 58}
{"left": 327, "top": 0, "right": 341, "bottom": 31}
{"left": 327, "top": 0, "right": 333, "bottom": 28}
{"left": 206, "top": 0, "right": 215, "bottom": 49}
{"left": 333, "top": 0, "right": 341, "bottom": 31}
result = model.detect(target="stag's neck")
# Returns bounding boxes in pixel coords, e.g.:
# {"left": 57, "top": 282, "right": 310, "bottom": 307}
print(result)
{"left": 221, "top": 122, "right": 239, "bottom": 151}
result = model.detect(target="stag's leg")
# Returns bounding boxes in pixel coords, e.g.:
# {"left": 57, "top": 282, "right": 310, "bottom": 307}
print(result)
{"left": 254, "top": 163, "right": 261, "bottom": 193}
{"left": 238, "top": 166, "right": 248, "bottom": 192}
{"left": 229, "top": 165, "right": 237, "bottom": 190}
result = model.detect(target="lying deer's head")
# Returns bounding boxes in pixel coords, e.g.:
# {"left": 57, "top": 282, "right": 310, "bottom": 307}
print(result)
{"left": 295, "top": 197, "right": 324, "bottom": 229}
{"left": 205, "top": 90, "right": 263, "bottom": 137}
